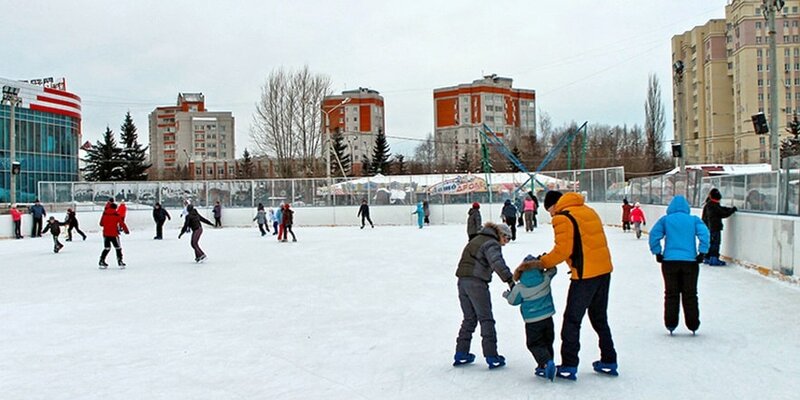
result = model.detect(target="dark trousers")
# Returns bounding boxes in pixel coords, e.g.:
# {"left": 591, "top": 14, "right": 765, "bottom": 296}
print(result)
{"left": 100, "top": 236, "right": 123, "bottom": 263}
{"left": 561, "top": 274, "right": 617, "bottom": 367}
{"left": 258, "top": 223, "right": 267, "bottom": 235}
{"left": 708, "top": 230, "right": 721, "bottom": 257}
{"left": 361, "top": 214, "right": 373, "bottom": 228}
{"left": 532, "top": 213, "right": 538, "bottom": 228}
{"left": 661, "top": 261, "right": 700, "bottom": 331}
{"left": 191, "top": 227, "right": 205, "bottom": 258}
{"left": 622, "top": 221, "right": 631, "bottom": 231}
{"left": 13, "top": 220, "right": 22, "bottom": 238}
{"left": 504, "top": 216, "right": 517, "bottom": 240}
{"left": 155, "top": 221, "right": 165, "bottom": 239}
{"left": 214, "top": 217, "right": 221, "bottom": 228}
{"left": 526, "top": 317, "right": 555, "bottom": 367}
{"left": 32, "top": 217, "right": 43, "bottom": 237}
{"left": 67, "top": 223, "right": 85, "bottom": 241}
{"left": 51, "top": 234, "right": 63, "bottom": 249}
{"left": 283, "top": 224, "right": 296, "bottom": 241}
{"left": 272, "top": 221, "right": 279, "bottom": 235}
{"left": 455, "top": 277, "right": 499, "bottom": 357}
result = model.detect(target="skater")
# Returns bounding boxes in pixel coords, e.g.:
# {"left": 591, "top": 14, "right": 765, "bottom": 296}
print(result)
{"left": 630, "top": 202, "right": 646, "bottom": 239}
{"left": 523, "top": 195, "right": 536, "bottom": 232}
{"left": 253, "top": 203, "right": 270, "bottom": 236}
{"left": 99, "top": 202, "right": 129, "bottom": 269}
{"left": 504, "top": 254, "right": 558, "bottom": 381}
{"left": 117, "top": 199, "right": 127, "bottom": 223}
{"left": 412, "top": 202, "right": 425, "bottom": 229}
{"left": 453, "top": 223, "right": 515, "bottom": 369}
{"left": 213, "top": 201, "right": 222, "bottom": 228}
{"left": 467, "top": 202, "right": 482, "bottom": 240}
{"left": 422, "top": 200, "right": 431, "bottom": 225}
{"left": 180, "top": 199, "right": 191, "bottom": 218}
{"left": 514, "top": 190, "right": 618, "bottom": 380}
{"left": 178, "top": 204, "right": 213, "bottom": 262}
{"left": 621, "top": 199, "right": 633, "bottom": 232}
{"left": 64, "top": 208, "right": 87, "bottom": 241}
{"left": 501, "top": 199, "right": 517, "bottom": 241}
{"left": 29, "top": 199, "right": 46, "bottom": 237}
{"left": 10, "top": 204, "right": 23, "bottom": 239}
{"left": 515, "top": 196, "right": 524, "bottom": 227}
{"left": 275, "top": 204, "right": 285, "bottom": 240}
{"left": 357, "top": 199, "right": 374, "bottom": 229}
{"left": 281, "top": 203, "right": 297, "bottom": 242}
{"left": 152, "top": 202, "right": 171, "bottom": 240}
{"left": 42, "top": 216, "right": 67, "bottom": 253}
{"left": 649, "top": 195, "right": 710, "bottom": 335}
{"left": 269, "top": 207, "right": 278, "bottom": 235}
{"left": 701, "top": 188, "right": 737, "bottom": 266}
{"left": 530, "top": 191, "right": 539, "bottom": 228}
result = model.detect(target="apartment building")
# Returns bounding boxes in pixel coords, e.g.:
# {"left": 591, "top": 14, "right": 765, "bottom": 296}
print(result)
{"left": 673, "top": 0, "right": 800, "bottom": 164}
{"left": 433, "top": 75, "right": 535, "bottom": 165}
{"left": 148, "top": 93, "right": 235, "bottom": 180}
{"left": 322, "top": 87, "right": 384, "bottom": 175}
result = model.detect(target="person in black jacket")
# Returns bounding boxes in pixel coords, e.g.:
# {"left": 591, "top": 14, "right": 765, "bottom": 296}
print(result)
{"left": 152, "top": 202, "right": 171, "bottom": 240}
{"left": 501, "top": 199, "right": 518, "bottom": 241}
{"left": 178, "top": 205, "right": 213, "bottom": 262}
{"left": 64, "top": 208, "right": 86, "bottom": 241}
{"left": 701, "top": 188, "right": 737, "bottom": 266}
{"left": 42, "top": 216, "right": 67, "bottom": 253}
{"left": 357, "top": 199, "right": 374, "bottom": 229}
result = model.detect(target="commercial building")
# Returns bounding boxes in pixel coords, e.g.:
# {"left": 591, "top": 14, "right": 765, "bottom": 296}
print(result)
{"left": 672, "top": 0, "right": 800, "bottom": 164}
{"left": 148, "top": 93, "right": 235, "bottom": 180}
{"left": 1, "top": 77, "right": 81, "bottom": 203}
{"left": 433, "top": 74, "right": 536, "bottom": 166}
{"left": 322, "top": 88, "right": 385, "bottom": 175}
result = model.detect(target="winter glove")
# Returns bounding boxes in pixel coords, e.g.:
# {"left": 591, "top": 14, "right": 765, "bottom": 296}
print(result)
{"left": 655, "top": 254, "right": 664, "bottom": 263}
{"left": 696, "top": 253, "right": 705, "bottom": 263}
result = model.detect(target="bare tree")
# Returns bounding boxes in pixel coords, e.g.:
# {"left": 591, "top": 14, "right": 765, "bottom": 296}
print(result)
{"left": 250, "top": 66, "right": 331, "bottom": 177}
{"left": 644, "top": 73, "right": 667, "bottom": 172}
{"left": 413, "top": 133, "right": 436, "bottom": 173}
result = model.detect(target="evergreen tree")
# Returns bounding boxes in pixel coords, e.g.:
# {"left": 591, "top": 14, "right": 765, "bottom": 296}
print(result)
{"left": 361, "top": 154, "right": 373, "bottom": 176}
{"left": 82, "top": 127, "right": 123, "bottom": 181}
{"left": 782, "top": 114, "right": 800, "bottom": 160}
{"left": 393, "top": 154, "right": 407, "bottom": 175}
{"left": 457, "top": 151, "right": 473, "bottom": 173}
{"left": 119, "top": 112, "right": 151, "bottom": 180}
{"left": 331, "top": 129, "right": 351, "bottom": 176}
{"left": 237, "top": 148, "right": 255, "bottom": 179}
{"left": 370, "top": 130, "right": 392, "bottom": 175}
{"left": 508, "top": 146, "right": 522, "bottom": 172}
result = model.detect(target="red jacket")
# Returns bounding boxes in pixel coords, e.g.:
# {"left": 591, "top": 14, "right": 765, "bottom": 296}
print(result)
{"left": 99, "top": 209, "right": 129, "bottom": 237}
{"left": 621, "top": 203, "right": 633, "bottom": 222}
{"left": 118, "top": 203, "right": 127, "bottom": 220}
{"left": 10, "top": 208, "right": 22, "bottom": 222}
{"left": 630, "top": 207, "right": 646, "bottom": 223}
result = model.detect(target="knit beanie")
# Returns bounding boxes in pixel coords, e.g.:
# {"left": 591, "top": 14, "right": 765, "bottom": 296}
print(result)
{"left": 472, "top": 202, "right": 480, "bottom": 209}
{"left": 709, "top": 188, "right": 722, "bottom": 201}
{"left": 543, "top": 190, "right": 563, "bottom": 210}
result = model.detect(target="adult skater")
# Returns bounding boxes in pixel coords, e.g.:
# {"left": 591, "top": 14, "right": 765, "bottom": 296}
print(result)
{"left": 514, "top": 190, "right": 618, "bottom": 380}
{"left": 99, "top": 202, "right": 129, "bottom": 268}
{"left": 422, "top": 200, "right": 431, "bottom": 225}
{"left": 42, "top": 216, "right": 67, "bottom": 253}
{"left": 253, "top": 203, "right": 270, "bottom": 236}
{"left": 453, "top": 222, "right": 515, "bottom": 369}
{"left": 357, "top": 199, "right": 374, "bottom": 229}
{"left": 10, "top": 204, "right": 23, "bottom": 239}
{"left": 523, "top": 195, "right": 536, "bottom": 232}
{"left": 701, "top": 188, "right": 737, "bottom": 266}
{"left": 281, "top": 203, "right": 297, "bottom": 242}
{"left": 515, "top": 196, "right": 524, "bottom": 227}
{"left": 152, "top": 202, "right": 171, "bottom": 240}
{"left": 412, "top": 202, "right": 425, "bottom": 229}
{"left": 213, "top": 201, "right": 222, "bottom": 228}
{"left": 64, "top": 208, "right": 86, "bottom": 241}
{"left": 467, "top": 202, "right": 482, "bottom": 240}
{"left": 621, "top": 199, "right": 633, "bottom": 232}
{"left": 178, "top": 204, "right": 213, "bottom": 262}
{"left": 29, "top": 199, "right": 46, "bottom": 237}
{"left": 501, "top": 199, "right": 517, "bottom": 241}
{"left": 649, "top": 195, "right": 710, "bottom": 335}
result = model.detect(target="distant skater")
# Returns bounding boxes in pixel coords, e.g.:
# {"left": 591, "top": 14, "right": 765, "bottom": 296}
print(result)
{"left": 152, "top": 202, "right": 171, "bottom": 240}
{"left": 412, "top": 202, "right": 425, "bottom": 229}
{"left": 64, "top": 208, "right": 86, "bottom": 241}
{"left": 253, "top": 203, "right": 270, "bottom": 236}
{"left": 42, "top": 216, "right": 67, "bottom": 253}
{"left": 467, "top": 202, "right": 482, "bottom": 240}
{"left": 358, "top": 199, "right": 374, "bottom": 229}
{"left": 269, "top": 207, "right": 278, "bottom": 235}
{"left": 701, "top": 188, "right": 737, "bottom": 266}
{"left": 29, "top": 199, "right": 46, "bottom": 237}
{"left": 501, "top": 199, "right": 517, "bottom": 241}
{"left": 630, "top": 202, "right": 646, "bottom": 239}
{"left": 422, "top": 200, "right": 431, "bottom": 225}
{"left": 99, "top": 202, "right": 129, "bottom": 269}
{"left": 213, "top": 201, "right": 222, "bottom": 228}
{"left": 281, "top": 203, "right": 297, "bottom": 242}
{"left": 179, "top": 204, "right": 214, "bottom": 262}
{"left": 621, "top": 199, "right": 633, "bottom": 232}
{"left": 10, "top": 204, "right": 23, "bottom": 239}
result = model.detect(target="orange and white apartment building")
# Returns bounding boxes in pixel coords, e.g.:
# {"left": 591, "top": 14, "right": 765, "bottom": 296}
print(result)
{"left": 148, "top": 93, "right": 236, "bottom": 180}
{"left": 322, "top": 88, "right": 385, "bottom": 175}
{"left": 433, "top": 75, "right": 536, "bottom": 165}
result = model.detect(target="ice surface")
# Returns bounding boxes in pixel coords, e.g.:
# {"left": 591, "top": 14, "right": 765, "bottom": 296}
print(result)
{"left": 1, "top": 224, "right": 799, "bottom": 399}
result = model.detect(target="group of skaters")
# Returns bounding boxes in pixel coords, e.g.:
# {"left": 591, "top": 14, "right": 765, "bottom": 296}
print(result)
{"left": 452, "top": 187, "right": 738, "bottom": 382}
{"left": 253, "top": 202, "right": 296, "bottom": 242}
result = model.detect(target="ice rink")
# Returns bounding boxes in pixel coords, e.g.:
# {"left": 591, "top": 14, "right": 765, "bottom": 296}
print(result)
{"left": 1, "top": 222, "right": 799, "bottom": 399}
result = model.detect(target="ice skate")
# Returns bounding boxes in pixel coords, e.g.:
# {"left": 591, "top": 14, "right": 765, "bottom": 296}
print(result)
{"left": 592, "top": 361, "right": 619, "bottom": 376}
{"left": 486, "top": 355, "right": 506, "bottom": 369}
{"left": 556, "top": 365, "right": 577, "bottom": 381}
{"left": 99, "top": 260, "right": 108, "bottom": 269}
{"left": 452, "top": 352, "right": 475, "bottom": 366}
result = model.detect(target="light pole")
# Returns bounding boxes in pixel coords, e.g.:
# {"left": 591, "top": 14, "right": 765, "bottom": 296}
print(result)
{"left": 2, "top": 85, "right": 22, "bottom": 205}
{"left": 322, "top": 97, "right": 351, "bottom": 204}
{"left": 764, "top": 0, "right": 785, "bottom": 170}
{"left": 673, "top": 60, "right": 686, "bottom": 173}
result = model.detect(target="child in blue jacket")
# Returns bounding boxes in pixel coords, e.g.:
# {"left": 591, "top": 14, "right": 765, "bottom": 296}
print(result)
{"left": 412, "top": 202, "right": 424, "bottom": 228}
{"left": 504, "top": 255, "right": 558, "bottom": 381}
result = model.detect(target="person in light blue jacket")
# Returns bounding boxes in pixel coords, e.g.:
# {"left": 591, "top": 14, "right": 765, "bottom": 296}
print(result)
{"left": 412, "top": 202, "right": 425, "bottom": 228}
{"left": 648, "top": 195, "right": 710, "bottom": 335}
{"left": 504, "top": 257, "right": 557, "bottom": 381}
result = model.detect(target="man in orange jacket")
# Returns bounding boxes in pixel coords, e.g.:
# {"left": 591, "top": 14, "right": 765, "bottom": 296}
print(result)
{"left": 514, "top": 190, "right": 618, "bottom": 380}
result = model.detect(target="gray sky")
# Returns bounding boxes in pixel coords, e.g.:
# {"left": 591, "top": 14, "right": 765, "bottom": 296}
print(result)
{"left": 3, "top": 0, "right": 730, "bottom": 157}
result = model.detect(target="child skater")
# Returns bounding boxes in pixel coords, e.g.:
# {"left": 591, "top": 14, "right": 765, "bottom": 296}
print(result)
{"left": 178, "top": 204, "right": 214, "bottom": 263}
{"left": 630, "top": 202, "right": 646, "bottom": 239}
{"left": 42, "top": 216, "right": 67, "bottom": 253}
{"left": 275, "top": 205, "right": 284, "bottom": 240}
{"left": 268, "top": 207, "right": 278, "bottom": 236}
{"left": 253, "top": 203, "right": 270, "bottom": 236}
{"left": 412, "top": 202, "right": 425, "bottom": 229}
{"left": 504, "top": 254, "right": 558, "bottom": 381}
{"left": 64, "top": 208, "right": 87, "bottom": 241}
{"left": 99, "top": 202, "right": 129, "bottom": 269}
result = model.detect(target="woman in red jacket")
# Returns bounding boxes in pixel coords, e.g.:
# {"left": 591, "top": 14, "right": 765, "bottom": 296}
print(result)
{"left": 99, "top": 202, "right": 129, "bottom": 269}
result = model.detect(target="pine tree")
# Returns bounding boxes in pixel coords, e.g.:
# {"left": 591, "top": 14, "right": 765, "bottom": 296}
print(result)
{"left": 237, "top": 148, "right": 255, "bottom": 179}
{"left": 370, "top": 130, "right": 392, "bottom": 175}
{"left": 361, "top": 154, "right": 373, "bottom": 176}
{"left": 82, "top": 127, "right": 123, "bottom": 181}
{"left": 393, "top": 154, "right": 407, "bottom": 175}
{"left": 119, "top": 112, "right": 151, "bottom": 180}
{"left": 508, "top": 146, "right": 522, "bottom": 172}
{"left": 331, "top": 129, "right": 351, "bottom": 176}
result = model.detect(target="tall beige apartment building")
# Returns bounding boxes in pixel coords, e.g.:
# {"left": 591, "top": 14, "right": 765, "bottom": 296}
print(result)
{"left": 148, "top": 93, "right": 236, "bottom": 180}
{"left": 673, "top": 0, "right": 800, "bottom": 163}
{"left": 322, "top": 87, "right": 385, "bottom": 175}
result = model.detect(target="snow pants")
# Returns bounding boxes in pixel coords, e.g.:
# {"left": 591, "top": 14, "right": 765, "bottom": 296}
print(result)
{"left": 560, "top": 273, "right": 617, "bottom": 368}
{"left": 524, "top": 211, "right": 534, "bottom": 232}
{"left": 708, "top": 230, "right": 722, "bottom": 258}
{"left": 455, "top": 277, "right": 499, "bottom": 357}
{"left": 526, "top": 316, "right": 555, "bottom": 368}
{"left": 661, "top": 261, "right": 700, "bottom": 331}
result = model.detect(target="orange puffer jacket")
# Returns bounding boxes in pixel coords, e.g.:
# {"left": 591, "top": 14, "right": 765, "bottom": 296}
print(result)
{"left": 539, "top": 192, "right": 613, "bottom": 280}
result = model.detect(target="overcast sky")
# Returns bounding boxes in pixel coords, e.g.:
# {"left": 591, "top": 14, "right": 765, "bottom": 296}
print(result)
{"left": 3, "top": 0, "right": 730, "bottom": 157}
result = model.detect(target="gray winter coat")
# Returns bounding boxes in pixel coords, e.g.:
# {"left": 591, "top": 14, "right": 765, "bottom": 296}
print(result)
{"left": 253, "top": 209, "right": 267, "bottom": 224}
{"left": 455, "top": 224, "right": 513, "bottom": 283}
{"left": 467, "top": 208, "right": 482, "bottom": 236}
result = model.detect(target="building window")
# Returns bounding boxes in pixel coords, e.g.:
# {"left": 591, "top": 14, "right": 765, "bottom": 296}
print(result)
{"left": 758, "top": 64, "right": 763, "bottom": 71}
{"left": 785, "top": 35, "right": 790, "bottom": 42}
{"left": 757, "top": 21, "right": 762, "bottom": 29}
{"left": 757, "top": 49, "right": 763, "bottom": 57}
{"left": 758, "top": 79, "right": 764, "bottom": 86}
{"left": 756, "top": 37, "right": 762, "bottom": 44}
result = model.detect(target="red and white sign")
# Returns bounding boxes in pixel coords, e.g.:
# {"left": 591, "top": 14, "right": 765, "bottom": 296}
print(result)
{"left": 0, "top": 77, "right": 81, "bottom": 120}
